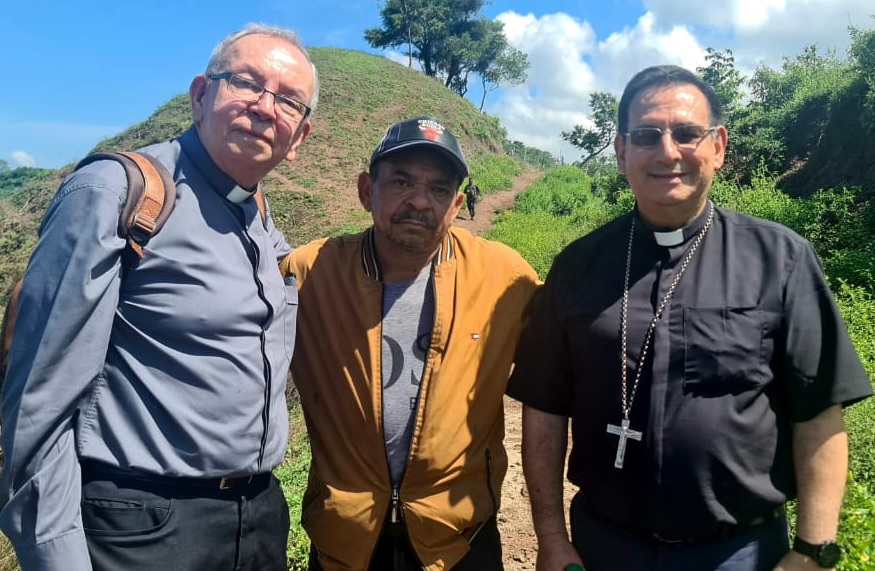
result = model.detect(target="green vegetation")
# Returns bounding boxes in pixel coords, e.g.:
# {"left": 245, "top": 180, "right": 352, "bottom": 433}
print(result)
{"left": 503, "top": 140, "right": 559, "bottom": 171}
{"left": 0, "top": 168, "right": 52, "bottom": 200}
{"left": 486, "top": 166, "right": 631, "bottom": 276}
{"left": 467, "top": 153, "right": 521, "bottom": 195}
{"left": 561, "top": 92, "right": 618, "bottom": 166}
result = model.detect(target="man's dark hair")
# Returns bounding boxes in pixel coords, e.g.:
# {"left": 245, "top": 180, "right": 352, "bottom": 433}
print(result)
{"left": 617, "top": 65, "right": 723, "bottom": 134}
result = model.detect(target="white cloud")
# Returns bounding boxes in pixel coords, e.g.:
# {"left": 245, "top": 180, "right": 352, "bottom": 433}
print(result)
{"left": 642, "top": 0, "right": 874, "bottom": 73}
{"left": 643, "top": 0, "right": 789, "bottom": 29}
{"left": 11, "top": 151, "right": 36, "bottom": 168}
{"left": 597, "top": 13, "right": 705, "bottom": 91}
{"left": 489, "top": 11, "right": 709, "bottom": 163}
{"left": 485, "top": 2, "right": 873, "bottom": 162}
{"left": 489, "top": 12, "right": 600, "bottom": 161}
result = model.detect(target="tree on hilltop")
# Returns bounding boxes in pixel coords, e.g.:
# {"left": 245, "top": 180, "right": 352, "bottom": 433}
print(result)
{"left": 365, "top": 0, "right": 528, "bottom": 105}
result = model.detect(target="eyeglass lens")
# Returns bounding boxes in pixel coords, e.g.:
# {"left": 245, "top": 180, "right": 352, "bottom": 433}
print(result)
{"left": 628, "top": 126, "right": 711, "bottom": 147}
{"left": 223, "top": 74, "right": 308, "bottom": 121}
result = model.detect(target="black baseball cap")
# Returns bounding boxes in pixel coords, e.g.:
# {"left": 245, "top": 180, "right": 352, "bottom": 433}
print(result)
{"left": 369, "top": 116, "right": 469, "bottom": 180}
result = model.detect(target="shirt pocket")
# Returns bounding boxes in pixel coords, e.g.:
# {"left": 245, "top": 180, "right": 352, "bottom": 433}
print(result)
{"left": 683, "top": 306, "right": 765, "bottom": 391}
{"left": 284, "top": 275, "right": 299, "bottom": 359}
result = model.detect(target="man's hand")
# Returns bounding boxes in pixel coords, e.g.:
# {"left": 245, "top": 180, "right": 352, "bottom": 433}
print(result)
{"left": 535, "top": 532, "right": 585, "bottom": 571}
{"left": 773, "top": 548, "right": 834, "bottom": 571}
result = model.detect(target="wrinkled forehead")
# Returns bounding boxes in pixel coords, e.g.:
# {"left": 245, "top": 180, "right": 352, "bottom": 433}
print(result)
{"left": 374, "top": 148, "right": 459, "bottom": 181}
{"left": 629, "top": 83, "right": 711, "bottom": 125}
{"left": 224, "top": 35, "right": 314, "bottom": 87}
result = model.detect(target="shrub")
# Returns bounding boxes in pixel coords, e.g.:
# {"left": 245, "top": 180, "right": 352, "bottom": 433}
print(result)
{"left": 467, "top": 154, "right": 521, "bottom": 194}
{"left": 485, "top": 211, "right": 579, "bottom": 278}
{"left": 514, "top": 167, "right": 593, "bottom": 217}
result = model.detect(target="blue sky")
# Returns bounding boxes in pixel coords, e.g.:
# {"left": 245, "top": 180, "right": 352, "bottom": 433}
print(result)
{"left": 2, "top": 0, "right": 873, "bottom": 169}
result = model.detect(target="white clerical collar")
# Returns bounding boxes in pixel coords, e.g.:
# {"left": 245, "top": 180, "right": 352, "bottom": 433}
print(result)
{"left": 653, "top": 229, "right": 684, "bottom": 246}
{"left": 225, "top": 186, "right": 257, "bottom": 204}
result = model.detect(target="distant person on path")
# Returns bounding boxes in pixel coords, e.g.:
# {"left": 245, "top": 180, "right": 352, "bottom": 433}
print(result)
{"left": 464, "top": 177, "right": 480, "bottom": 220}
{"left": 0, "top": 23, "right": 318, "bottom": 571}
{"left": 508, "top": 65, "right": 872, "bottom": 571}
{"left": 282, "top": 116, "right": 540, "bottom": 571}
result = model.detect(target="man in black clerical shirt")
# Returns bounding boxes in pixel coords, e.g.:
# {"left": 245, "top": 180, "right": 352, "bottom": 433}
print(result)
{"left": 507, "top": 65, "right": 872, "bottom": 571}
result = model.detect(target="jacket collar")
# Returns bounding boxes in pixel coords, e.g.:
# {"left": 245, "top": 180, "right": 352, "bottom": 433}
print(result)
{"left": 361, "top": 226, "right": 454, "bottom": 282}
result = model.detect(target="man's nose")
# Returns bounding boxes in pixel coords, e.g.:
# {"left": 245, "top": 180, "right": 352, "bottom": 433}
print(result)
{"left": 249, "top": 91, "right": 278, "bottom": 119}
{"left": 653, "top": 131, "right": 683, "bottom": 160}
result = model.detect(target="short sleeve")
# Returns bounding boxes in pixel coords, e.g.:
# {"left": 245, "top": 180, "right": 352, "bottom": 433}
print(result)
{"left": 780, "top": 241, "right": 872, "bottom": 421}
{"left": 507, "top": 256, "right": 573, "bottom": 416}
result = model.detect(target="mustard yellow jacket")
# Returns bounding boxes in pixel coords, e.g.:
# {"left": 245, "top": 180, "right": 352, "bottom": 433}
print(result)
{"left": 282, "top": 226, "right": 540, "bottom": 571}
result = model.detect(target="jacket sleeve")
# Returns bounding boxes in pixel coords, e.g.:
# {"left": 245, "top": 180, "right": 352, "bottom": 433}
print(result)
{"left": 0, "top": 165, "right": 128, "bottom": 570}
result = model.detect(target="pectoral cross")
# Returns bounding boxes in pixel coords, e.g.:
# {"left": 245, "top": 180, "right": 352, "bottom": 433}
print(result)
{"left": 606, "top": 418, "right": 642, "bottom": 469}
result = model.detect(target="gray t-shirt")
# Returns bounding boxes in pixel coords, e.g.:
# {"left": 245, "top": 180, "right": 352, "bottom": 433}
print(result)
{"left": 381, "top": 267, "right": 434, "bottom": 485}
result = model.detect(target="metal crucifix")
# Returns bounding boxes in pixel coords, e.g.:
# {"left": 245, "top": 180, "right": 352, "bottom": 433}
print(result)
{"left": 606, "top": 418, "right": 642, "bottom": 469}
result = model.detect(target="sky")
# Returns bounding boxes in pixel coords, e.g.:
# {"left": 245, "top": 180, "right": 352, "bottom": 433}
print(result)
{"left": 1, "top": 0, "right": 873, "bottom": 169}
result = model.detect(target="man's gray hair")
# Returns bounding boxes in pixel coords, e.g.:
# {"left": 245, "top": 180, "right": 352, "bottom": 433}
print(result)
{"left": 205, "top": 22, "right": 320, "bottom": 113}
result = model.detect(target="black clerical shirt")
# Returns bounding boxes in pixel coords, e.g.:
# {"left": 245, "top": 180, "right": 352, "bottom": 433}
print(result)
{"left": 507, "top": 204, "right": 872, "bottom": 539}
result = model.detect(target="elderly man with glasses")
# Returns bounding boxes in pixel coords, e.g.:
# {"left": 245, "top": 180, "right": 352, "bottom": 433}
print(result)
{"left": 0, "top": 23, "right": 317, "bottom": 571}
{"left": 508, "top": 65, "right": 871, "bottom": 571}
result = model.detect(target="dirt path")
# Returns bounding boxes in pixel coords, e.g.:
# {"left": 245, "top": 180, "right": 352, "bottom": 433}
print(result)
{"left": 455, "top": 171, "right": 577, "bottom": 570}
{"left": 453, "top": 170, "right": 541, "bottom": 234}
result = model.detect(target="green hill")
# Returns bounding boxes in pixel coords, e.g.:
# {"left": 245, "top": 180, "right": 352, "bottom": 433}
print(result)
{"left": 0, "top": 48, "right": 512, "bottom": 305}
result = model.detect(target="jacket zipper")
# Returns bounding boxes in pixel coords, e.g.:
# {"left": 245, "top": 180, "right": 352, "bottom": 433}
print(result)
{"left": 391, "top": 487, "right": 403, "bottom": 523}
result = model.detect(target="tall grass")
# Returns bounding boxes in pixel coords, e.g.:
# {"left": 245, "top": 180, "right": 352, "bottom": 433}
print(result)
{"left": 466, "top": 154, "right": 522, "bottom": 195}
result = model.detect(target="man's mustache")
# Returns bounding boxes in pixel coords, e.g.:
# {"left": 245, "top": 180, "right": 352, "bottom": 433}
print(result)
{"left": 391, "top": 210, "right": 436, "bottom": 229}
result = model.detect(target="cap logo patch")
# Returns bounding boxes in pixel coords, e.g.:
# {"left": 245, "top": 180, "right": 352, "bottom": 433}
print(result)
{"left": 418, "top": 118, "right": 445, "bottom": 141}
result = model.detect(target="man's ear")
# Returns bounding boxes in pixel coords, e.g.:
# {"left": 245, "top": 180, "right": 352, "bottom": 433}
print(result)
{"left": 450, "top": 188, "right": 464, "bottom": 218}
{"left": 189, "top": 75, "right": 208, "bottom": 125}
{"left": 285, "top": 121, "right": 312, "bottom": 161}
{"left": 614, "top": 133, "right": 627, "bottom": 175}
{"left": 712, "top": 125, "right": 729, "bottom": 170}
{"left": 357, "top": 171, "right": 373, "bottom": 211}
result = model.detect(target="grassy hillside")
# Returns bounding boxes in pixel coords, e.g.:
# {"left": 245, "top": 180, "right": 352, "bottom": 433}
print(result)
{"left": 0, "top": 47, "right": 511, "bottom": 305}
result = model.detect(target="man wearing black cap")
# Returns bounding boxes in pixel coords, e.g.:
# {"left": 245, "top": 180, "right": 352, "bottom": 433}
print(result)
{"left": 281, "top": 116, "right": 540, "bottom": 571}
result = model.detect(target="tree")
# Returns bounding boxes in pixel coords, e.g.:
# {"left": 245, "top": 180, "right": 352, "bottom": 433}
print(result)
{"left": 365, "top": 0, "right": 484, "bottom": 78}
{"left": 476, "top": 23, "right": 528, "bottom": 111}
{"left": 697, "top": 48, "right": 757, "bottom": 184}
{"left": 561, "top": 92, "right": 618, "bottom": 166}
{"left": 696, "top": 48, "right": 744, "bottom": 117}
{"left": 365, "top": 0, "right": 527, "bottom": 99}
{"left": 0, "top": 159, "right": 8, "bottom": 174}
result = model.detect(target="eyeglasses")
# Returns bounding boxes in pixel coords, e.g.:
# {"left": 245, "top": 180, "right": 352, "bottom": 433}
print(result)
{"left": 624, "top": 125, "right": 716, "bottom": 148}
{"left": 209, "top": 72, "right": 311, "bottom": 123}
